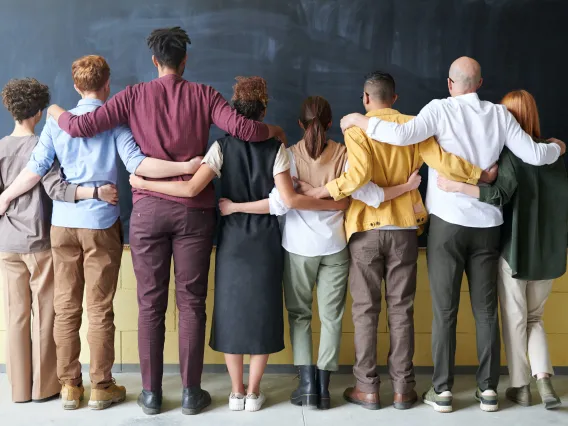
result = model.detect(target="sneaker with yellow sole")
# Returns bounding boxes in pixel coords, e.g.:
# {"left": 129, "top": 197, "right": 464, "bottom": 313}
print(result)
{"left": 61, "top": 384, "right": 85, "bottom": 410}
{"left": 88, "top": 381, "right": 127, "bottom": 410}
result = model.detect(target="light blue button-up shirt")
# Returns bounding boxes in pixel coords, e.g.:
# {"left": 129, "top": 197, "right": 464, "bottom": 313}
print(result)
{"left": 27, "top": 98, "right": 146, "bottom": 229}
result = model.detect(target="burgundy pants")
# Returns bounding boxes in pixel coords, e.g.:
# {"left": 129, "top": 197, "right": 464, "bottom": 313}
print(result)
{"left": 130, "top": 197, "right": 215, "bottom": 392}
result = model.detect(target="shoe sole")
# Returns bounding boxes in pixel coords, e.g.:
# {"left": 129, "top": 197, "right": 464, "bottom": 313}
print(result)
{"left": 318, "top": 397, "right": 331, "bottom": 410}
{"left": 475, "top": 395, "right": 499, "bottom": 412}
{"left": 182, "top": 396, "right": 212, "bottom": 415}
{"left": 343, "top": 394, "right": 380, "bottom": 410}
{"left": 291, "top": 394, "right": 318, "bottom": 409}
{"left": 393, "top": 398, "right": 418, "bottom": 410}
{"left": 422, "top": 398, "right": 453, "bottom": 413}
{"left": 506, "top": 396, "right": 531, "bottom": 407}
{"left": 137, "top": 399, "right": 161, "bottom": 415}
{"left": 245, "top": 396, "right": 266, "bottom": 412}
{"left": 543, "top": 397, "right": 562, "bottom": 410}
{"left": 62, "top": 396, "right": 83, "bottom": 410}
{"left": 88, "top": 394, "right": 126, "bottom": 410}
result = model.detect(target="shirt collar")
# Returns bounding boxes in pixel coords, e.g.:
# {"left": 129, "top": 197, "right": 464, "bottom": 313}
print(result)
{"left": 77, "top": 98, "right": 104, "bottom": 107}
{"left": 365, "top": 108, "right": 400, "bottom": 118}
{"left": 452, "top": 92, "right": 480, "bottom": 102}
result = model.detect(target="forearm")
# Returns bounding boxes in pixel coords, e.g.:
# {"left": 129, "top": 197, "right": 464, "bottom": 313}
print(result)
{"left": 135, "top": 158, "right": 191, "bottom": 179}
{"left": 367, "top": 116, "right": 433, "bottom": 146}
{"left": 75, "top": 187, "right": 95, "bottom": 200}
{"left": 453, "top": 182, "right": 480, "bottom": 199}
{"left": 233, "top": 199, "right": 270, "bottom": 214}
{"left": 138, "top": 180, "right": 197, "bottom": 198}
{"left": 1, "top": 169, "right": 42, "bottom": 203}
{"left": 286, "top": 193, "right": 346, "bottom": 211}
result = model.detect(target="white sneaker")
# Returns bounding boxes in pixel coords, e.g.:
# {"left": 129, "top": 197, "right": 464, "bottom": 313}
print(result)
{"left": 245, "top": 391, "right": 266, "bottom": 412}
{"left": 229, "top": 393, "right": 245, "bottom": 411}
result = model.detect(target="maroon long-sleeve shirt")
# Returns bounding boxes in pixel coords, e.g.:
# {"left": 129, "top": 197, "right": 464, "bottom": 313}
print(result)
{"left": 58, "top": 74, "right": 269, "bottom": 209}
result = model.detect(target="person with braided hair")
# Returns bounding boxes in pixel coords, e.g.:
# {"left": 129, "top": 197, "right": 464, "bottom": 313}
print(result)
{"left": 47, "top": 27, "right": 287, "bottom": 416}
{"left": 130, "top": 76, "right": 349, "bottom": 412}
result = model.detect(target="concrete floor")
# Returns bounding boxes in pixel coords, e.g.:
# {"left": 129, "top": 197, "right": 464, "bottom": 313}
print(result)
{"left": 1, "top": 373, "right": 567, "bottom": 425}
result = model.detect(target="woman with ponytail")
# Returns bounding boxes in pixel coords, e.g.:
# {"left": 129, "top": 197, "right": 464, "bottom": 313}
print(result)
{"left": 220, "top": 96, "right": 418, "bottom": 410}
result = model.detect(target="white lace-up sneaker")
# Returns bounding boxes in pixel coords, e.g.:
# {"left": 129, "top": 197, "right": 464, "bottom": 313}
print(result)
{"left": 229, "top": 392, "right": 245, "bottom": 411}
{"left": 245, "top": 391, "right": 266, "bottom": 412}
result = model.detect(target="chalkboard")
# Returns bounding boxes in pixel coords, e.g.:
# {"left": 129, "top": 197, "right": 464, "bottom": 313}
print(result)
{"left": 1, "top": 0, "right": 567, "bottom": 245}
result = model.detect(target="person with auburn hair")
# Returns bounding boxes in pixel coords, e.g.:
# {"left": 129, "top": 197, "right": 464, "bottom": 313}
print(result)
{"left": 0, "top": 78, "right": 115, "bottom": 404}
{"left": 47, "top": 28, "right": 287, "bottom": 416}
{"left": 0, "top": 55, "right": 201, "bottom": 411}
{"left": 437, "top": 90, "right": 567, "bottom": 410}
{"left": 130, "top": 77, "right": 349, "bottom": 412}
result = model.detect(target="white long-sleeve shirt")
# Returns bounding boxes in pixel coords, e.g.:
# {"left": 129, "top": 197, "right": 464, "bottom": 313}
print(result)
{"left": 268, "top": 151, "right": 384, "bottom": 257}
{"left": 365, "top": 93, "right": 561, "bottom": 228}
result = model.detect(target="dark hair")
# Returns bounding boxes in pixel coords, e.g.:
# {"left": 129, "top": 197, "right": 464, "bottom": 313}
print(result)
{"left": 364, "top": 71, "right": 396, "bottom": 102}
{"left": 299, "top": 96, "right": 332, "bottom": 160}
{"left": 2, "top": 78, "right": 50, "bottom": 122}
{"left": 147, "top": 27, "right": 191, "bottom": 69}
{"left": 232, "top": 76, "right": 268, "bottom": 121}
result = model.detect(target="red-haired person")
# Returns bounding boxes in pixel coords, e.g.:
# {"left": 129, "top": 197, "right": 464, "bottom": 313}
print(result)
{"left": 130, "top": 77, "right": 348, "bottom": 412}
{"left": 437, "top": 90, "right": 567, "bottom": 410}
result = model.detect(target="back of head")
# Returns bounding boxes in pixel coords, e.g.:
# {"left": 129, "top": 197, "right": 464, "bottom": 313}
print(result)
{"left": 72, "top": 55, "right": 110, "bottom": 92}
{"left": 364, "top": 71, "right": 396, "bottom": 107}
{"left": 147, "top": 27, "right": 191, "bottom": 70}
{"left": 300, "top": 96, "right": 332, "bottom": 160}
{"left": 501, "top": 90, "right": 541, "bottom": 139}
{"left": 448, "top": 56, "right": 482, "bottom": 95}
{"left": 2, "top": 78, "right": 50, "bottom": 122}
{"left": 232, "top": 76, "right": 268, "bottom": 122}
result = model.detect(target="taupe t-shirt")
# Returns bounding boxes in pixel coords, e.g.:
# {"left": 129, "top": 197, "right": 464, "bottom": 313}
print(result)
{"left": 0, "top": 135, "right": 77, "bottom": 253}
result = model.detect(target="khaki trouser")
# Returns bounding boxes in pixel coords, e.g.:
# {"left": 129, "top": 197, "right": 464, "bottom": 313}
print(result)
{"left": 498, "top": 258, "right": 554, "bottom": 388}
{"left": 283, "top": 248, "right": 349, "bottom": 371}
{"left": 349, "top": 229, "right": 418, "bottom": 394}
{"left": 0, "top": 249, "right": 59, "bottom": 402}
{"left": 51, "top": 221, "right": 122, "bottom": 389}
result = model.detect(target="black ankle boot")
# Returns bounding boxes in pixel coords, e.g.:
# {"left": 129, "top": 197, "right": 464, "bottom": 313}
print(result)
{"left": 182, "top": 386, "right": 211, "bottom": 415}
{"left": 290, "top": 365, "right": 318, "bottom": 408}
{"left": 137, "top": 389, "right": 162, "bottom": 415}
{"left": 317, "top": 369, "right": 331, "bottom": 409}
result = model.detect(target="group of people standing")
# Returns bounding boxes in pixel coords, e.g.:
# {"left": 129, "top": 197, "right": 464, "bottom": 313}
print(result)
{"left": 0, "top": 26, "right": 566, "bottom": 417}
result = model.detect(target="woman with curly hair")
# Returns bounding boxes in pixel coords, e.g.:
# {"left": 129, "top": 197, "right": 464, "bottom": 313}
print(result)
{"left": 130, "top": 76, "right": 348, "bottom": 412}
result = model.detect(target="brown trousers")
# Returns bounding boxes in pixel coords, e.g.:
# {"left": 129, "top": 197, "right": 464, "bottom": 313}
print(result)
{"left": 0, "top": 249, "right": 59, "bottom": 402}
{"left": 51, "top": 221, "right": 122, "bottom": 389}
{"left": 349, "top": 229, "right": 418, "bottom": 394}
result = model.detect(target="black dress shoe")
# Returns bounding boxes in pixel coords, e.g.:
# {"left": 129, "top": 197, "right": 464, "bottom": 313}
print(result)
{"left": 182, "top": 387, "right": 211, "bottom": 415}
{"left": 137, "top": 389, "right": 162, "bottom": 415}
{"left": 290, "top": 365, "right": 318, "bottom": 408}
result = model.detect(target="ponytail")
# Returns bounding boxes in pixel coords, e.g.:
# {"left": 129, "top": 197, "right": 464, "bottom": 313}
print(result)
{"left": 300, "top": 96, "right": 332, "bottom": 160}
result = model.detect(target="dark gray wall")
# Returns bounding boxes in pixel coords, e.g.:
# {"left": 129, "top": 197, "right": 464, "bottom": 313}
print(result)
{"left": 1, "top": 0, "right": 566, "bottom": 243}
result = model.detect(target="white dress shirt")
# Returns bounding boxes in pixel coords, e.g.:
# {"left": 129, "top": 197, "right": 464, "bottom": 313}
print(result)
{"left": 365, "top": 93, "right": 561, "bottom": 228}
{"left": 268, "top": 150, "right": 384, "bottom": 257}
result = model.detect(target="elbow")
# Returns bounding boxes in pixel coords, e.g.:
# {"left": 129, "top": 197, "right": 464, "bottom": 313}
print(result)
{"left": 281, "top": 193, "right": 298, "bottom": 209}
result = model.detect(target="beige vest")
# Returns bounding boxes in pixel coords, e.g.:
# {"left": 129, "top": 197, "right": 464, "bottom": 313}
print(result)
{"left": 290, "top": 139, "right": 347, "bottom": 187}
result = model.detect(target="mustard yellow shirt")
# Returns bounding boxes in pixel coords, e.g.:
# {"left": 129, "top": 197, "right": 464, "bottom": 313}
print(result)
{"left": 326, "top": 108, "right": 482, "bottom": 241}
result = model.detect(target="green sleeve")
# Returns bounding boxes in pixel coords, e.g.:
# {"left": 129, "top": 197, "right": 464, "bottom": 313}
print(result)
{"left": 478, "top": 150, "right": 518, "bottom": 206}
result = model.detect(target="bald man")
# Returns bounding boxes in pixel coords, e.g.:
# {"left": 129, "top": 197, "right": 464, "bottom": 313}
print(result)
{"left": 339, "top": 57, "right": 565, "bottom": 414}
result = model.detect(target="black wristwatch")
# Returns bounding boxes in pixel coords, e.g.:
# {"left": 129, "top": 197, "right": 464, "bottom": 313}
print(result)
{"left": 93, "top": 187, "right": 100, "bottom": 201}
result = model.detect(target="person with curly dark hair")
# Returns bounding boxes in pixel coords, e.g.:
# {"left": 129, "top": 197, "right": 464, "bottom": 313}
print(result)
{"left": 130, "top": 76, "right": 348, "bottom": 412}
{"left": 46, "top": 27, "right": 287, "bottom": 416}
{"left": 0, "top": 78, "right": 115, "bottom": 404}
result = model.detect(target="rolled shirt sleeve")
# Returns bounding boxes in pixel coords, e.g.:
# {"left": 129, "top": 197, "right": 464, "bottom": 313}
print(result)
{"left": 114, "top": 125, "right": 146, "bottom": 174}
{"left": 201, "top": 141, "right": 223, "bottom": 178}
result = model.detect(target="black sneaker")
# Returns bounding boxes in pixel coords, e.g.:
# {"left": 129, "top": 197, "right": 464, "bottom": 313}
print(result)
{"left": 137, "top": 389, "right": 162, "bottom": 415}
{"left": 182, "top": 387, "right": 211, "bottom": 415}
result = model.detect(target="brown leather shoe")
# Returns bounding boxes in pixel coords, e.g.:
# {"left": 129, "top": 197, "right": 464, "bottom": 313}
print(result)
{"left": 393, "top": 390, "right": 418, "bottom": 410}
{"left": 343, "top": 386, "right": 380, "bottom": 410}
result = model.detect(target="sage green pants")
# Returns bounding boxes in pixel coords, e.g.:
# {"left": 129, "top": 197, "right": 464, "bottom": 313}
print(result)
{"left": 283, "top": 248, "right": 349, "bottom": 371}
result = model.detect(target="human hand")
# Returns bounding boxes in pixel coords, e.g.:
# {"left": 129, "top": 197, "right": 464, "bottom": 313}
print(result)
{"left": 340, "top": 113, "right": 365, "bottom": 133}
{"left": 293, "top": 177, "right": 314, "bottom": 194}
{"left": 0, "top": 194, "right": 11, "bottom": 215}
{"left": 406, "top": 170, "right": 422, "bottom": 191}
{"left": 437, "top": 176, "right": 462, "bottom": 193}
{"left": 185, "top": 156, "right": 204, "bottom": 175}
{"left": 98, "top": 184, "right": 119, "bottom": 205}
{"left": 479, "top": 163, "right": 498, "bottom": 184}
{"left": 548, "top": 138, "right": 566, "bottom": 155}
{"left": 218, "top": 198, "right": 237, "bottom": 216}
{"left": 129, "top": 174, "right": 146, "bottom": 190}
{"left": 47, "top": 104, "right": 65, "bottom": 121}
